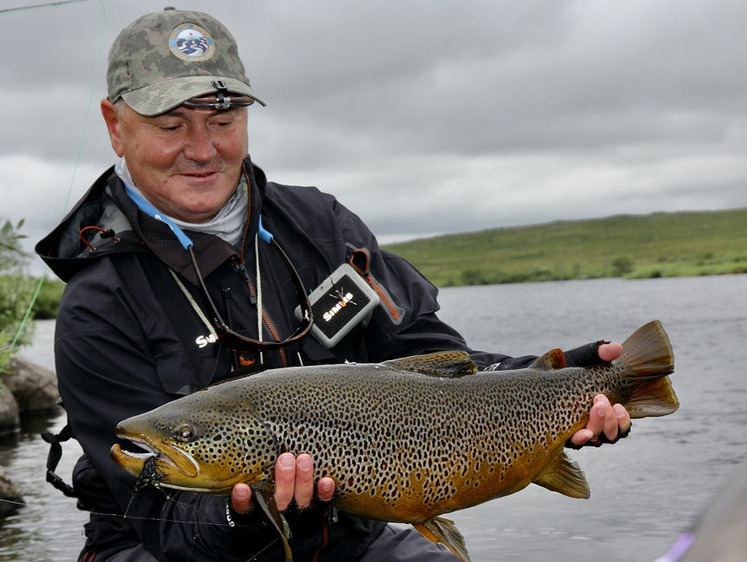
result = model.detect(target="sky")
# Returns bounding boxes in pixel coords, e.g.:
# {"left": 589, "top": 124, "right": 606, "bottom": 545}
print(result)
{"left": 1, "top": 0, "right": 746, "bottom": 272}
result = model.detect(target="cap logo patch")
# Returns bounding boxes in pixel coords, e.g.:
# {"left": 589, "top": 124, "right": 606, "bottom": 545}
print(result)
{"left": 169, "top": 23, "right": 215, "bottom": 61}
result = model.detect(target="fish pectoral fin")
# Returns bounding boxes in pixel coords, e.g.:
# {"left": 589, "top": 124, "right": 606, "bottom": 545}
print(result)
{"left": 251, "top": 482, "right": 292, "bottom": 561}
{"left": 413, "top": 517, "right": 471, "bottom": 562}
{"left": 533, "top": 451, "right": 590, "bottom": 499}
{"left": 383, "top": 351, "right": 478, "bottom": 378}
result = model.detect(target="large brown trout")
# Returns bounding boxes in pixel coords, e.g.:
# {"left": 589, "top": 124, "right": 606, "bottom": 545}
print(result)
{"left": 111, "top": 320, "right": 678, "bottom": 561}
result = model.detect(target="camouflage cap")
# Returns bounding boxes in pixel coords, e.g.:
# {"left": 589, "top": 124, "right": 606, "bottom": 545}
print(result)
{"left": 107, "top": 7, "right": 265, "bottom": 116}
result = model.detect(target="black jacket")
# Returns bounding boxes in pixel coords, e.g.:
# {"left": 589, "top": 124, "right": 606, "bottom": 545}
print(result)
{"left": 36, "top": 158, "right": 516, "bottom": 561}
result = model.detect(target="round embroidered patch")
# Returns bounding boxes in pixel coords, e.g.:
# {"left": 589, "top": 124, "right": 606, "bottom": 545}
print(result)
{"left": 169, "top": 23, "right": 216, "bottom": 61}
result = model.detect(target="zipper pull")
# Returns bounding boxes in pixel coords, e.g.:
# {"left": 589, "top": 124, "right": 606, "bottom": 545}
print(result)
{"left": 233, "top": 259, "right": 257, "bottom": 304}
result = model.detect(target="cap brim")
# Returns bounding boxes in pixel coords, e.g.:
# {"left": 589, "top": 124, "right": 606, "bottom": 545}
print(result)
{"left": 121, "top": 76, "right": 265, "bottom": 116}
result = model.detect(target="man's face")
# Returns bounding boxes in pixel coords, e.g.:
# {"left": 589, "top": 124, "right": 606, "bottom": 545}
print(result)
{"left": 101, "top": 100, "right": 249, "bottom": 223}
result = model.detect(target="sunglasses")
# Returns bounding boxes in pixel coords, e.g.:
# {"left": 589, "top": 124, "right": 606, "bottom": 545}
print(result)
{"left": 188, "top": 238, "right": 313, "bottom": 353}
{"left": 126, "top": 153, "right": 309, "bottom": 353}
{"left": 181, "top": 80, "right": 264, "bottom": 110}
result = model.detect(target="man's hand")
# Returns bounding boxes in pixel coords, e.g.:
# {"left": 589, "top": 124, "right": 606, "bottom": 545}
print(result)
{"left": 570, "top": 342, "right": 632, "bottom": 447}
{"left": 230, "top": 453, "right": 336, "bottom": 514}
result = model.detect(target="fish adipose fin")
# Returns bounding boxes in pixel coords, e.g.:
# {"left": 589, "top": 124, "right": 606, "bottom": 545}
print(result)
{"left": 619, "top": 320, "right": 678, "bottom": 418}
{"left": 413, "top": 516, "right": 471, "bottom": 561}
{"left": 383, "top": 351, "right": 478, "bottom": 378}
{"left": 533, "top": 451, "right": 590, "bottom": 499}
{"left": 251, "top": 481, "right": 293, "bottom": 561}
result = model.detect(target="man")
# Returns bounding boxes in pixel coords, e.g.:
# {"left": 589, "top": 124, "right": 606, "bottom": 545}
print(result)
{"left": 37, "top": 8, "right": 630, "bottom": 561}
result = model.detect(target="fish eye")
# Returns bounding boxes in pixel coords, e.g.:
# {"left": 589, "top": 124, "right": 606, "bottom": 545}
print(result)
{"left": 175, "top": 424, "right": 195, "bottom": 442}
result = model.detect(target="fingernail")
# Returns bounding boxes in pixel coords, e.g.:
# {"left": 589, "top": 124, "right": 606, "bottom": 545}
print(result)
{"left": 597, "top": 406, "right": 607, "bottom": 417}
{"left": 297, "top": 455, "right": 312, "bottom": 471}
{"left": 279, "top": 455, "right": 294, "bottom": 470}
{"left": 320, "top": 480, "right": 333, "bottom": 494}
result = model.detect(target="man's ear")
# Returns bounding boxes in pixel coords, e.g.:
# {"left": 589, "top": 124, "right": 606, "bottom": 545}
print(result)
{"left": 100, "top": 99, "right": 125, "bottom": 157}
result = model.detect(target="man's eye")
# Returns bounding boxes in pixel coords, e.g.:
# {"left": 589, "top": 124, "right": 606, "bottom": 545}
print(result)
{"left": 210, "top": 119, "right": 234, "bottom": 128}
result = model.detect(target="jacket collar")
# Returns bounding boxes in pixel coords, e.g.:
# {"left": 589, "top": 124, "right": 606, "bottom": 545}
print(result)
{"left": 36, "top": 156, "right": 267, "bottom": 284}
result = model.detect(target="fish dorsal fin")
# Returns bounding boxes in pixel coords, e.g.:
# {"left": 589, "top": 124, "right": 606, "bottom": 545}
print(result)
{"left": 528, "top": 348, "right": 566, "bottom": 370}
{"left": 413, "top": 517, "right": 471, "bottom": 561}
{"left": 533, "top": 451, "right": 590, "bottom": 499}
{"left": 383, "top": 351, "right": 477, "bottom": 378}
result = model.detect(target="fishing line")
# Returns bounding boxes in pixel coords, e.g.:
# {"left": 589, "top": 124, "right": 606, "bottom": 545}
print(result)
{"left": 92, "top": 492, "right": 282, "bottom": 562}
{"left": 2, "top": 7, "right": 287, "bottom": 560}
{"left": 0, "top": 497, "right": 27, "bottom": 508}
{"left": 0, "top": 8, "right": 275, "bottom": 559}
{"left": 0, "top": 0, "right": 106, "bottom": 536}
{"left": 1, "top": 0, "right": 106, "bottom": 359}
{"left": 0, "top": 0, "right": 98, "bottom": 15}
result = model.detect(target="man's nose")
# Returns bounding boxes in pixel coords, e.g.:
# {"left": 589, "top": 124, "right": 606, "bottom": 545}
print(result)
{"left": 183, "top": 124, "right": 217, "bottom": 162}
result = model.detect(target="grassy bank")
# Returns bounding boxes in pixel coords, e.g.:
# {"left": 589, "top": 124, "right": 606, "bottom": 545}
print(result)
{"left": 2, "top": 275, "right": 66, "bottom": 320}
{"left": 383, "top": 208, "right": 747, "bottom": 287}
{"left": 22, "top": 208, "right": 747, "bottom": 319}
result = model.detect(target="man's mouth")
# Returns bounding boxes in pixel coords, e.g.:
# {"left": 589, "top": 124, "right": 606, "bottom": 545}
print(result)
{"left": 183, "top": 171, "right": 218, "bottom": 178}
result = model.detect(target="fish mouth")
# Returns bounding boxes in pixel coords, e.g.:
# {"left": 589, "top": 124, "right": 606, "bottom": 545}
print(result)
{"left": 110, "top": 436, "right": 199, "bottom": 480}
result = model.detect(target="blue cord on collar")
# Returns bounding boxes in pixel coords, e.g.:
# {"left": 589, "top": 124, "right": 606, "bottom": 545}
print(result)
{"left": 125, "top": 186, "right": 194, "bottom": 251}
{"left": 257, "top": 216, "right": 273, "bottom": 244}
{"left": 125, "top": 185, "right": 273, "bottom": 249}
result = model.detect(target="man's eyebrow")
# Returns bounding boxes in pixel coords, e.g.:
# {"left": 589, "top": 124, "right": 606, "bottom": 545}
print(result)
{"left": 161, "top": 107, "right": 193, "bottom": 117}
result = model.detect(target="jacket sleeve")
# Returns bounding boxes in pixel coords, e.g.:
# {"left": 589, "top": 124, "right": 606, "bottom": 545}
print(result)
{"left": 54, "top": 256, "right": 273, "bottom": 560}
{"left": 330, "top": 198, "right": 516, "bottom": 369}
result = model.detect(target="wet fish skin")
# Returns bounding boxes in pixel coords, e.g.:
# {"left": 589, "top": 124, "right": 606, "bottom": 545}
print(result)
{"left": 111, "top": 320, "right": 677, "bottom": 561}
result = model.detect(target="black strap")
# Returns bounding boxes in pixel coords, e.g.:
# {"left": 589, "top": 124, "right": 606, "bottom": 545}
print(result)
{"left": 41, "top": 424, "right": 77, "bottom": 498}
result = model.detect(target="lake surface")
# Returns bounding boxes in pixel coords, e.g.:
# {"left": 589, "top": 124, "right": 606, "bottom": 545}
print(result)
{"left": 1, "top": 274, "right": 745, "bottom": 561}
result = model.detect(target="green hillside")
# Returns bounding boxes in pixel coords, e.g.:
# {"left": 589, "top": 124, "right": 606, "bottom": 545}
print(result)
{"left": 383, "top": 208, "right": 747, "bottom": 287}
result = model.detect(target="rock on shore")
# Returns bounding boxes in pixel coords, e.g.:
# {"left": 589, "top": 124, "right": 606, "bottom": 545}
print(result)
{"left": 3, "top": 355, "right": 60, "bottom": 417}
{"left": 0, "top": 466, "right": 23, "bottom": 519}
{"left": 1, "top": 355, "right": 60, "bottom": 518}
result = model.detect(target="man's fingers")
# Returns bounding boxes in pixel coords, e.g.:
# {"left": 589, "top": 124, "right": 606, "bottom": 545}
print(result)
{"left": 231, "top": 483, "right": 252, "bottom": 514}
{"left": 613, "top": 403, "right": 631, "bottom": 434}
{"left": 598, "top": 342, "right": 623, "bottom": 362}
{"left": 601, "top": 402, "right": 619, "bottom": 440}
{"left": 317, "top": 477, "right": 335, "bottom": 502}
{"left": 274, "top": 453, "right": 297, "bottom": 511}
{"left": 294, "top": 454, "right": 315, "bottom": 509}
{"left": 570, "top": 428, "right": 593, "bottom": 446}
{"left": 590, "top": 395, "right": 617, "bottom": 440}
{"left": 570, "top": 395, "right": 632, "bottom": 447}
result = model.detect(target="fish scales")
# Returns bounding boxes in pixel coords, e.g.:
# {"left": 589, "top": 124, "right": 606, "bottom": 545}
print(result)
{"left": 238, "top": 362, "right": 615, "bottom": 519}
{"left": 111, "top": 320, "right": 677, "bottom": 561}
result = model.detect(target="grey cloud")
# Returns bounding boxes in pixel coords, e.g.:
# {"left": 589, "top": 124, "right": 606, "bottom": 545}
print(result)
{"left": 0, "top": 0, "right": 745, "bottom": 263}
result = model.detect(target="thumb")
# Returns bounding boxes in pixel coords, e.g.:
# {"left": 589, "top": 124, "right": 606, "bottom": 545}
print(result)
{"left": 231, "top": 483, "right": 252, "bottom": 514}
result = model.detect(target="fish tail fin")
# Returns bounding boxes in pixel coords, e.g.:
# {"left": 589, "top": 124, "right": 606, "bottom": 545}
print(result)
{"left": 619, "top": 320, "right": 678, "bottom": 418}
{"left": 413, "top": 517, "right": 471, "bottom": 562}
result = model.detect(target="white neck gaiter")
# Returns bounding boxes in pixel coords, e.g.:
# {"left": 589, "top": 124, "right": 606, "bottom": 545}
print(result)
{"left": 115, "top": 157, "right": 248, "bottom": 247}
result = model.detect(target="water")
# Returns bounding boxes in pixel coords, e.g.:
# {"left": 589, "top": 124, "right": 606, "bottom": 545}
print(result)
{"left": 0, "top": 320, "right": 86, "bottom": 560}
{"left": 1, "top": 275, "right": 745, "bottom": 561}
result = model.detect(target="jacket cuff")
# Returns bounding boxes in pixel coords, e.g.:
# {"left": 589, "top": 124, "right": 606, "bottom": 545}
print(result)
{"left": 563, "top": 340, "right": 610, "bottom": 367}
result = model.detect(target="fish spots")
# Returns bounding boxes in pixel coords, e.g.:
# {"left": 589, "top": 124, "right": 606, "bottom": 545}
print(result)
{"left": 125, "top": 358, "right": 631, "bottom": 512}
